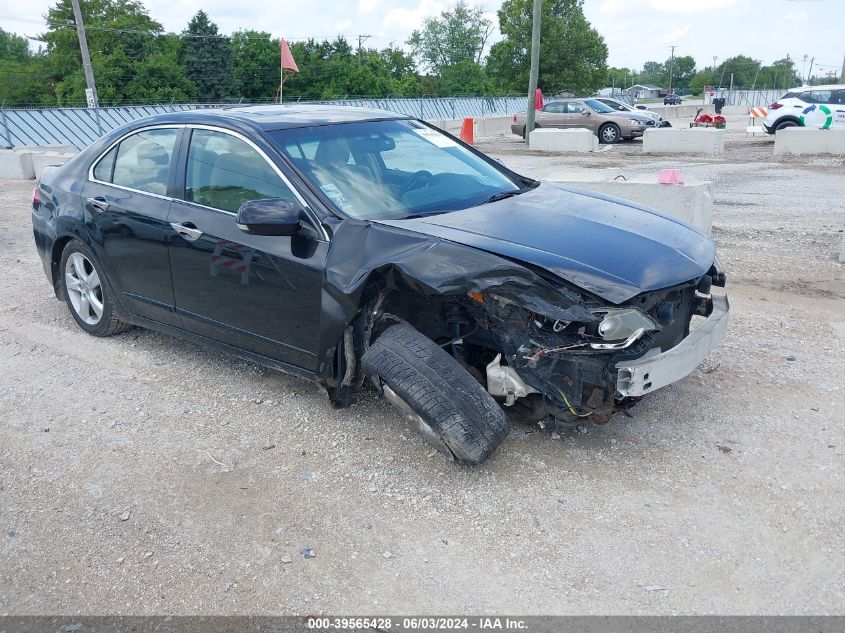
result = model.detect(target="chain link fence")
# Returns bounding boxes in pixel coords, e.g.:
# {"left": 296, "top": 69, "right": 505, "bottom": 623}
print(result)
{"left": 0, "top": 97, "right": 528, "bottom": 149}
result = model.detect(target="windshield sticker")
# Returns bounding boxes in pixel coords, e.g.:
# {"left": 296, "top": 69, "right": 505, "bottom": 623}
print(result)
{"left": 319, "top": 183, "right": 356, "bottom": 214}
{"left": 414, "top": 128, "right": 459, "bottom": 148}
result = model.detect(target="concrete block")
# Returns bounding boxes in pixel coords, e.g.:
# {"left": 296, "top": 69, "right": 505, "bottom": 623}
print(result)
{"left": 32, "top": 152, "right": 74, "bottom": 179}
{"left": 0, "top": 150, "right": 36, "bottom": 179}
{"left": 475, "top": 116, "right": 513, "bottom": 137}
{"left": 529, "top": 128, "right": 598, "bottom": 153}
{"left": 549, "top": 174, "right": 714, "bottom": 234}
{"left": 774, "top": 128, "right": 845, "bottom": 156}
{"left": 643, "top": 128, "right": 725, "bottom": 155}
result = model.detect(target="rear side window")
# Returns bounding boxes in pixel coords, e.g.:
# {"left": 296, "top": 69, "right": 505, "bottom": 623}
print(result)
{"left": 799, "top": 90, "right": 832, "bottom": 104}
{"left": 184, "top": 129, "right": 296, "bottom": 213}
{"left": 93, "top": 145, "right": 117, "bottom": 182}
{"left": 93, "top": 128, "right": 178, "bottom": 195}
{"left": 543, "top": 102, "right": 565, "bottom": 113}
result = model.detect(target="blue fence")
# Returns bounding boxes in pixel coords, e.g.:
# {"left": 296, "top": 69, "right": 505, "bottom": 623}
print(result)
{"left": 0, "top": 97, "right": 528, "bottom": 150}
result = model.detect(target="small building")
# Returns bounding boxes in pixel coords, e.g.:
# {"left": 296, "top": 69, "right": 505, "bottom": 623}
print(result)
{"left": 627, "top": 84, "right": 661, "bottom": 100}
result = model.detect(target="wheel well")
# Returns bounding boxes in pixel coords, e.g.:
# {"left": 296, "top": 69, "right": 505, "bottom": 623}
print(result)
{"left": 50, "top": 235, "right": 74, "bottom": 292}
{"left": 775, "top": 116, "right": 802, "bottom": 129}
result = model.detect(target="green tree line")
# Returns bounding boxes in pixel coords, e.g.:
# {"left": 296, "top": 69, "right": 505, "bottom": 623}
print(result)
{"left": 0, "top": 0, "right": 611, "bottom": 108}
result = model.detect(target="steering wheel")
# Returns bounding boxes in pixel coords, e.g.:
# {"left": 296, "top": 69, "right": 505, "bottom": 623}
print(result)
{"left": 400, "top": 170, "right": 433, "bottom": 197}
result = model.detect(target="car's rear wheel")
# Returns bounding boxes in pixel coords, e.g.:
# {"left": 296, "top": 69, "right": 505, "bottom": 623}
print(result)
{"left": 59, "top": 239, "right": 132, "bottom": 337}
{"left": 362, "top": 323, "right": 509, "bottom": 465}
{"left": 598, "top": 123, "right": 621, "bottom": 144}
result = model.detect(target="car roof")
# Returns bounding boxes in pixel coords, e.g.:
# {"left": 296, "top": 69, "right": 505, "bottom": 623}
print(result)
{"left": 151, "top": 104, "right": 410, "bottom": 131}
{"left": 792, "top": 84, "right": 845, "bottom": 92}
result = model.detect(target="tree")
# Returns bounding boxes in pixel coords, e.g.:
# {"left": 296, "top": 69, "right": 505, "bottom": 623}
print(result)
{"left": 668, "top": 55, "right": 696, "bottom": 93}
{"left": 487, "top": 0, "right": 608, "bottom": 96}
{"left": 714, "top": 55, "right": 759, "bottom": 87}
{"left": 1, "top": 28, "right": 30, "bottom": 63}
{"left": 688, "top": 70, "right": 713, "bottom": 95}
{"left": 180, "top": 10, "right": 237, "bottom": 102}
{"left": 125, "top": 34, "right": 196, "bottom": 103}
{"left": 407, "top": 1, "right": 492, "bottom": 74}
{"left": 440, "top": 59, "right": 489, "bottom": 95}
{"left": 232, "top": 30, "right": 280, "bottom": 102}
{"left": 40, "top": 0, "right": 170, "bottom": 105}
{"left": 606, "top": 66, "right": 634, "bottom": 89}
{"left": 758, "top": 57, "right": 800, "bottom": 90}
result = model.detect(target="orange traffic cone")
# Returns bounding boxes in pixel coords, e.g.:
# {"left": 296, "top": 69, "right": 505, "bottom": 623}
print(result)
{"left": 459, "top": 118, "right": 474, "bottom": 144}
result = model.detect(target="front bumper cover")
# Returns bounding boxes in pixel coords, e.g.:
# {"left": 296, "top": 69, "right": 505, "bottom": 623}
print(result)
{"left": 615, "top": 294, "right": 729, "bottom": 397}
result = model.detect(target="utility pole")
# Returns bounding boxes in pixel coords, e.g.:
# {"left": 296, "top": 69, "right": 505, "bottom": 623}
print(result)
{"left": 70, "top": 0, "right": 101, "bottom": 133}
{"left": 806, "top": 56, "right": 814, "bottom": 85}
{"left": 841, "top": 53, "right": 845, "bottom": 83}
{"left": 524, "top": 0, "right": 542, "bottom": 142}
{"left": 356, "top": 35, "right": 371, "bottom": 64}
{"left": 70, "top": 0, "right": 98, "bottom": 108}
{"left": 668, "top": 45, "right": 676, "bottom": 93}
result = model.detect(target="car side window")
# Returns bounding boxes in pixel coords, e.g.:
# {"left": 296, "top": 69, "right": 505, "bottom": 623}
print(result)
{"left": 109, "top": 129, "right": 178, "bottom": 195}
{"left": 543, "top": 102, "right": 564, "bottom": 113}
{"left": 567, "top": 102, "right": 586, "bottom": 114}
{"left": 185, "top": 129, "right": 297, "bottom": 214}
{"left": 93, "top": 145, "right": 117, "bottom": 182}
{"left": 799, "top": 90, "right": 832, "bottom": 104}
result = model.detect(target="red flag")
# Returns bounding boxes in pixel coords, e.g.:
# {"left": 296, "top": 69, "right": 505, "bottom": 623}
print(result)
{"left": 534, "top": 87, "right": 544, "bottom": 111}
{"left": 281, "top": 39, "right": 299, "bottom": 73}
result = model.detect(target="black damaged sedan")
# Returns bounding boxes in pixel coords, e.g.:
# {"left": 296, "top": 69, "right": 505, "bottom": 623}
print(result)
{"left": 32, "top": 105, "right": 728, "bottom": 465}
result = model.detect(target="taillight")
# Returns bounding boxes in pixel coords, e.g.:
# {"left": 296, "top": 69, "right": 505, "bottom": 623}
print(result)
{"left": 769, "top": 102, "right": 783, "bottom": 110}
{"left": 32, "top": 186, "right": 41, "bottom": 209}
{"left": 513, "top": 114, "right": 517, "bottom": 121}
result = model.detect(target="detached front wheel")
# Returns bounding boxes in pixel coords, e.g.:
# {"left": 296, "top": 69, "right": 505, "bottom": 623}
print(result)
{"left": 362, "top": 324, "right": 509, "bottom": 465}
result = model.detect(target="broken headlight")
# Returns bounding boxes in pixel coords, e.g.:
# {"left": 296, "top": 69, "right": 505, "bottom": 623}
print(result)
{"left": 589, "top": 308, "right": 658, "bottom": 350}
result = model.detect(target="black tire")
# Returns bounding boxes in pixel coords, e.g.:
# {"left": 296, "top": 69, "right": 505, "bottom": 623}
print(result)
{"left": 598, "top": 123, "right": 621, "bottom": 144}
{"left": 362, "top": 323, "right": 509, "bottom": 465}
{"left": 58, "top": 239, "right": 133, "bottom": 337}
{"left": 775, "top": 120, "right": 800, "bottom": 132}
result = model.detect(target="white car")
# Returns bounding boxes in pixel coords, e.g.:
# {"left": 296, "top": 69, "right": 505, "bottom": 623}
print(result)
{"left": 594, "top": 98, "right": 671, "bottom": 128}
{"left": 764, "top": 85, "right": 845, "bottom": 134}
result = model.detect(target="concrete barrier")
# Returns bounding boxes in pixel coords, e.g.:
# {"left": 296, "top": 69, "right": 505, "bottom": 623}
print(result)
{"left": 774, "top": 128, "right": 845, "bottom": 156}
{"left": 643, "top": 128, "right": 725, "bottom": 155}
{"left": 32, "top": 152, "right": 75, "bottom": 179}
{"left": 429, "top": 116, "right": 514, "bottom": 139}
{"left": 546, "top": 173, "right": 713, "bottom": 233}
{"left": 0, "top": 150, "right": 35, "bottom": 179}
{"left": 529, "top": 128, "right": 598, "bottom": 153}
{"left": 647, "top": 104, "right": 714, "bottom": 121}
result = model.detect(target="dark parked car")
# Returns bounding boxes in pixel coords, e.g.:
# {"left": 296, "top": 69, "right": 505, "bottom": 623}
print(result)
{"left": 664, "top": 94, "right": 683, "bottom": 105}
{"left": 32, "top": 106, "right": 729, "bottom": 465}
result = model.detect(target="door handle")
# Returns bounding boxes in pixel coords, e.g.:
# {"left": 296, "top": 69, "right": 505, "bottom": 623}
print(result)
{"left": 170, "top": 222, "right": 203, "bottom": 241}
{"left": 87, "top": 196, "right": 109, "bottom": 213}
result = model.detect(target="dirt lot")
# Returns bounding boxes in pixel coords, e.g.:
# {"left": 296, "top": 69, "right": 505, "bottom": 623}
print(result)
{"left": 1, "top": 117, "right": 844, "bottom": 615}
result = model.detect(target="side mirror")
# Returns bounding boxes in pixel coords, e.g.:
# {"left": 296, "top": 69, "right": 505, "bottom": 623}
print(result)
{"left": 236, "top": 198, "right": 304, "bottom": 236}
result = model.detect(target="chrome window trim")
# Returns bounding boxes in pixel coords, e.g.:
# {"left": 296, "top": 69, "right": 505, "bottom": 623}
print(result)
{"left": 86, "top": 123, "right": 329, "bottom": 241}
{"left": 87, "top": 124, "right": 184, "bottom": 200}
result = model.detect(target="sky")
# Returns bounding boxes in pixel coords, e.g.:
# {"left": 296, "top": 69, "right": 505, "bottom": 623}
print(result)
{"left": 1, "top": 0, "right": 843, "bottom": 77}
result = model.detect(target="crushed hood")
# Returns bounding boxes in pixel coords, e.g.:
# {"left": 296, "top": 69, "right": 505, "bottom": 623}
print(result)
{"left": 378, "top": 182, "right": 715, "bottom": 304}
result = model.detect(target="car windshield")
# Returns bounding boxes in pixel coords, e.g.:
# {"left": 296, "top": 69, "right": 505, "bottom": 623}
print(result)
{"left": 585, "top": 99, "right": 616, "bottom": 113}
{"left": 269, "top": 119, "right": 525, "bottom": 220}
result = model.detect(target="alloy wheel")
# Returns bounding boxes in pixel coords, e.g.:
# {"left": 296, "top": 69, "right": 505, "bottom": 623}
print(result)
{"left": 65, "top": 252, "right": 104, "bottom": 325}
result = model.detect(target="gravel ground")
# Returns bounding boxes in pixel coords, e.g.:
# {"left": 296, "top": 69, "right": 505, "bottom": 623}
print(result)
{"left": 1, "top": 115, "right": 844, "bottom": 615}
